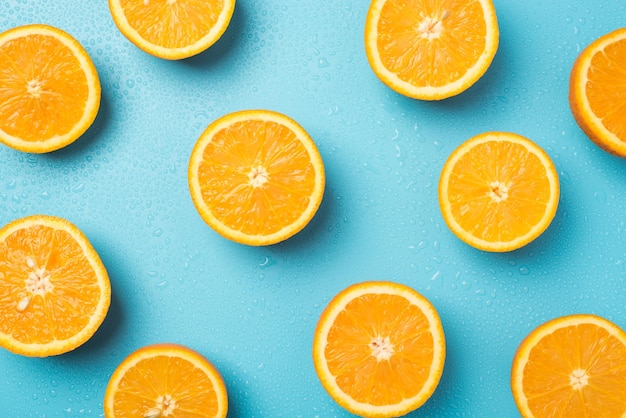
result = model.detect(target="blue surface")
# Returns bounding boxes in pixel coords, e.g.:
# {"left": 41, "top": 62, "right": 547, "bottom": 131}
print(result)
{"left": 1, "top": 0, "right": 626, "bottom": 416}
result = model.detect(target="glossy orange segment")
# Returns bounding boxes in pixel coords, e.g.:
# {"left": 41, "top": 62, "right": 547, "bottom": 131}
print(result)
{"left": 377, "top": 0, "right": 486, "bottom": 87}
{"left": 117, "top": 0, "right": 223, "bottom": 48}
{"left": 0, "top": 35, "right": 87, "bottom": 140}
{"left": 439, "top": 132, "right": 559, "bottom": 252}
{"left": 512, "top": 315, "right": 626, "bottom": 417}
{"left": 0, "top": 25, "right": 100, "bottom": 153}
{"left": 109, "top": 0, "right": 236, "bottom": 59}
{"left": 313, "top": 281, "right": 445, "bottom": 417}
{"left": 570, "top": 28, "right": 626, "bottom": 157}
{"left": 325, "top": 293, "right": 435, "bottom": 406}
{"left": 585, "top": 40, "right": 626, "bottom": 139}
{"left": 447, "top": 141, "right": 551, "bottom": 242}
{"left": 365, "top": 0, "right": 499, "bottom": 100}
{"left": 188, "top": 110, "right": 325, "bottom": 246}
{"left": 199, "top": 120, "right": 317, "bottom": 236}
{"left": 104, "top": 344, "right": 228, "bottom": 418}
{"left": 0, "top": 215, "right": 110, "bottom": 357}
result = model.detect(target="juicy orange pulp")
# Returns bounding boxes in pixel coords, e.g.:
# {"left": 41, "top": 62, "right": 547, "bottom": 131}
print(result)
{"left": 512, "top": 315, "right": 626, "bottom": 417}
{"left": 0, "top": 215, "right": 110, "bottom": 357}
{"left": 109, "top": 0, "right": 236, "bottom": 59}
{"left": 439, "top": 132, "right": 559, "bottom": 252}
{"left": 0, "top": 24, "right": 100, "bottom": 153}
{"left": 104, "top": 344, "right": 228, "bottom": 418}
{"left": 188, "top": 110, "right": 325, "bottom": 246}
{"left": 313, "top": 281, "right": 445, "bottom": 417}
{"left": 365, "top": 0, "right": 499, "bottom": 99}
{"left": 569, "top": 27, "right": 626, "bottom": 157}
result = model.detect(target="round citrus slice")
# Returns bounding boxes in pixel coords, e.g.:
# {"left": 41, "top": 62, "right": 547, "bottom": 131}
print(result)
{"left": 312, "top": 281, "right": 446, "bottom": 417}
{"left": 569, "top": 27, "right": 626, "bottom": 157}
{"left": 0, "top": 214, "right": 110, "bottom": 357}
{"left": 511, "top": 314, "right": 626, "bottom": 417}
{"left": 0, "top": 24, "right": 101, "bottom": 153}
{"left": 364, "top": 0, "right": 499, "bottom": 100}
{"left": 108, "top": 0, "right": 236, "bottom": 60}
{"left": 188, "top": 109, "right": 325, "bottom": 246}
{"left": 104, "top": 343, "right": 228, "bottom": 418}
{"left": 438, "top": 132, "right": 559, "bottom": 252}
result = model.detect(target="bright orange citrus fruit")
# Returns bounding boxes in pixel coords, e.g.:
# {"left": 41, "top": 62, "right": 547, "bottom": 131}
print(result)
{"left": 511, "top": 314, "right": 626, "bottom": 417}
{"left": 312, "top": 281, "right": 446, "bottom": 417}
{"left": 108, "top": 0, "right": 236, "bottom": 60}
{"left": 569, "top": 27, "right": 626, "bottom": 157}
{"left": 188, "top": 109, "right": 325, "bottom": 246}
{"left": 104, "top": 343, "right": 228, "bottom": 418}
{"left": 364, "top": 0, "right": 499, "bottom": 100}
{"left": 438, "top": 132, "right": 559, "bottom": 252}
{"left": 0, "top": 214, "right": 110, "bottom": 357}
{"left": 0, "top": 24, "right": 101, "bottom": 153}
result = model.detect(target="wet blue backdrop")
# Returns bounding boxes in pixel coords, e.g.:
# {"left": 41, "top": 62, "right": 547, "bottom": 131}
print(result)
{"left": 1, "top": 0, "right": 626, "bottom": 416}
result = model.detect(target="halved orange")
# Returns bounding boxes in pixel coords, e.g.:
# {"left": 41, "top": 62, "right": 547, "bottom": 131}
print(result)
{"left": 104, "top": 343, "right": 228, "bottom": 418}
{"left": 109, "top": 0, "right": 236, "bottom": 60}
{"left": 0, "top": 24, "right": 101, "bottom": 153}
{"left": 438, "top": 132, "right": 559, "bottom": 252}
{"left": 0, "top": 214, "right": 110, "bottom": 357}
{"left": 312, "top": 281, "right": 446, "bottom": 417}
{"left": 188, "top": 109, "right": 325, "bottom": 246}
{"left": 364, "top": 0, "right": 499, "bottom": 100}
{"left": 511, "top": 314, "right": 626, "bottom": 417}
{"left": 569, "top": 27, "right": 626, "bottom": 157}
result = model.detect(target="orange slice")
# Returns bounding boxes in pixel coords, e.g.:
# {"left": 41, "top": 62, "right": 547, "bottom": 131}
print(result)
{"left": 569, "top": 27, "right": 626, "bottom": 157}
{"left": 364, "top": 0, "right": 499, "bottom": 100}
{"left": 0, "top": 215, "right": 110, "bottom": 357}
{"left": 312, "top": 281, "right": 446, "bottom": 417}
{"left": 511, "top": 314, "right": 626, "bottom": 417}
{"left": 0, "top": 24, "right": 101, "bottom": 153}
{"left": 188, "top": 109, "right": 325, "bottom": 246}
{"left": 438, "top": 132, "right": 559, "bottom": 252}
{"left": 108, "top": 0, "right": 236, "bottom": 60}
{"left": 104, "top": 343, "right": 228, "bottom": 418}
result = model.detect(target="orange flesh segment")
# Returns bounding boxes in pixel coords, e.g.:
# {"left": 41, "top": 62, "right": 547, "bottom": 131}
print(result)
{"left": 446, "top": 140, "right": 551, "bottom": 243}
{"left": 325, "top": 293, "right": 434, "bottom": 406}
{"left": 112, "top": 355, "right": 221, "bottom": 416}
{"left": 377, "top": 0, "right": 487, "bottom": 87}
{"left": 586, "top": 38, "right": 626, "bottom": 141}
{"left": 198, "top": 120, "right": 317, "bottom": 236}
{"left": 522, "top": 324, "right": 626, "bottom": 416}
{"left": 0, "top": 225, "right": 101, "bottom": 343}
{"left": 0, "top": 33, "right": 89, "bottom": 142}
{"left": 117, "top": 0, "right": 224, "bottom": 48}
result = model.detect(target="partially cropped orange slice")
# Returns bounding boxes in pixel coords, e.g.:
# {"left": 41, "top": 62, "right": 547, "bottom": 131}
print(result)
{"left": 569, "top": 27, "right": 626, "bottom": 157}
{"left": 364, "top": 0, "right": 499, "bottom": 100}
{"left": 438, "top": 132, "right": 559, "bottom": 252}
{"left": 0, "top": 215, "right": 110, "bottom": 357}
{"left": 104, "top": 343, "right": 228, "bottom": 418}
{"left": 109, "top": 0, "right": 236, "bottom": 60}
{"left": 0, "top": 24, "right": 101, "bottom": 153}
{"left": 511, "top": 314, "right": 626, "bottom": 417}
{"left": 312, "top": 281, "right": 446, "bottom": 417}
{"left": 188, "top": 109, "right": 325, "bottom": 246}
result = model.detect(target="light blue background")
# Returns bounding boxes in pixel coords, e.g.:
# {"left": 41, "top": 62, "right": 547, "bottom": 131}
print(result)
{"left": 1, "top": 1, "right": 626, "bottom": 416}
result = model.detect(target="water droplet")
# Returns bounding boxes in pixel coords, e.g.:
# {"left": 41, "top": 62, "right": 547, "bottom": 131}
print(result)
{"left": 259, "top": 256, "right": 275, "bottom": 268}
{"left": 409, "top": 241, "right": 427, "bottom": 253}
{"left": 317, "top": 57, "right": 329, "bottom": 68}
{"left": 519, "top": 265, "right": 530, "bottom": 275}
